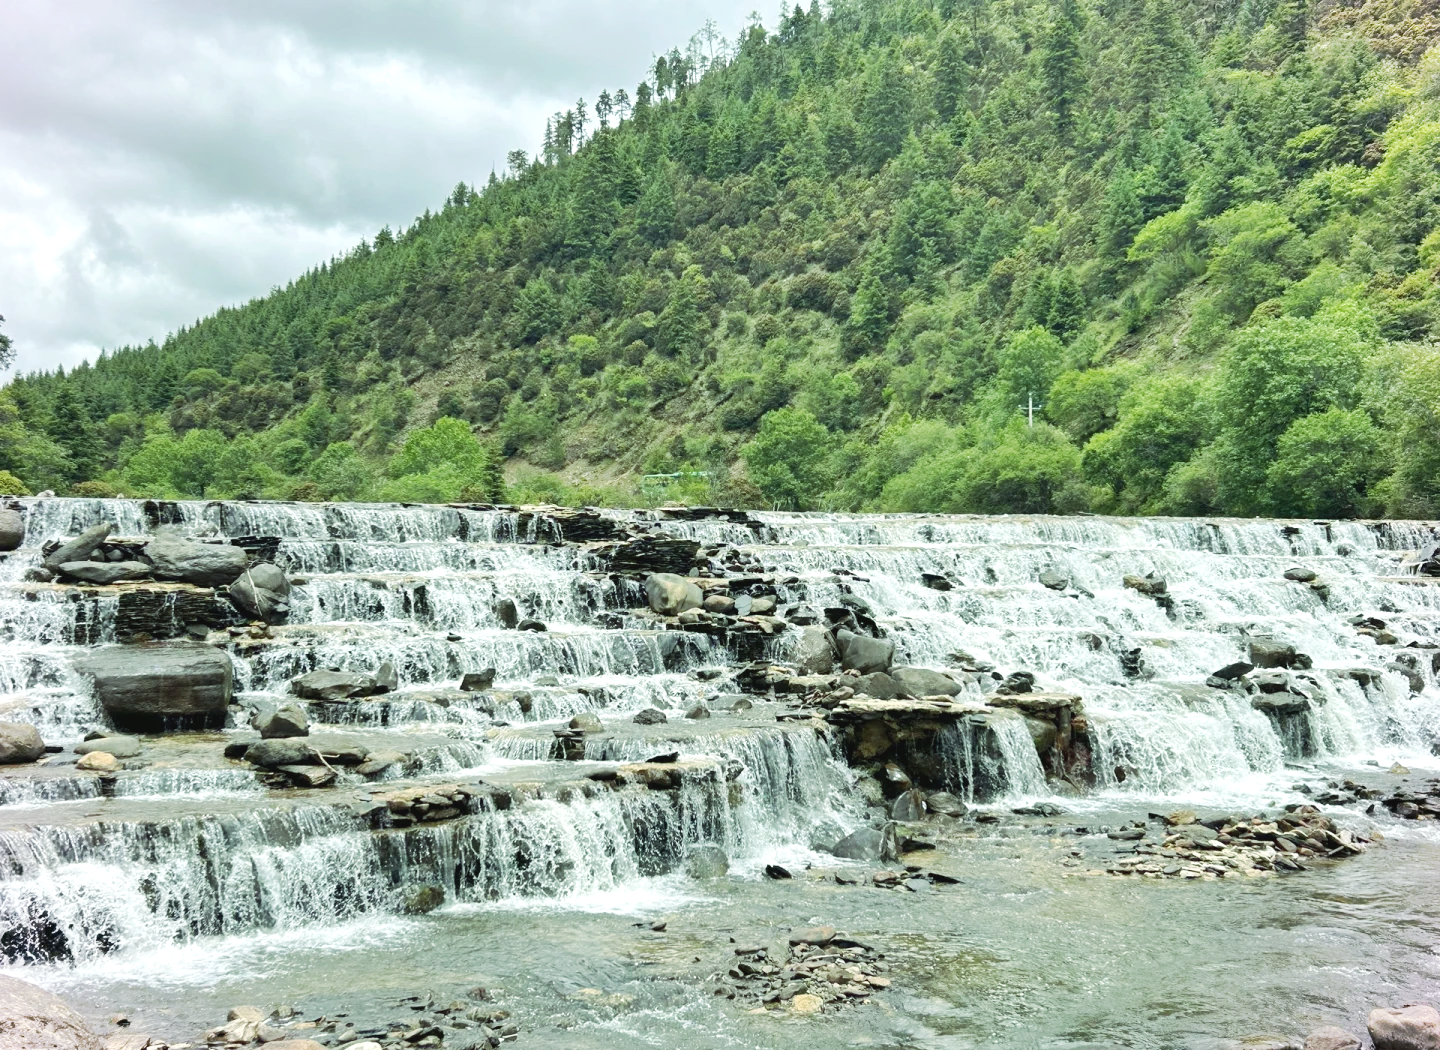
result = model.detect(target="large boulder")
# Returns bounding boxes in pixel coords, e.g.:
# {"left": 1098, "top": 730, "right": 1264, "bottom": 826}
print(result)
{"left": 795, "top": 625, "right": 837, "bottom": 675}
{"left": 835, "top": 629, "right": 895, "bottom": 674}
{"left": 0, "top": 509, "right": 23, "bottom": 552}
{"left": 74, "top": 735, "right": 141, "bottom": 759}
{"left": 1250, "top": 640, "right": 1300, "bottom": 669}
{"left": 1369, "top": 1005, "right": 1440, "bottom": 1050}
{"left": 0, "top": 722, "right": 44, "bottom": 765}
{"left": 229, "top": 563, "right": 292, "bottom": 622}
{"left": 256, "top": 704, "right": 309, "bottom": 739}
{"left": 891, "top": 666, "right": 964, "bottom": 698}
{"left": 644, "top": 573, "right": 703, "bottom": 616}
{"left": 42, "top": 523, "right": 112, "bottom": 570}
{"left": 290, "top": 670, "right": 377, "bottom": 701}
{"left": 56, "top": 561, "right": 151, "bottom": 585}
{"left": 73, "top": 642, "right": 233, "bottom": 731}
{"left": 829, "top": 822, "right": 899, "bottom": 862}
{"left": 243, "top": 739, "right": 318, "bottom": 769}
{"left": 0, "top": 974, "right": 101, "bottom": 1049}
{"left": 854, "top": 672, "right": 903, "bottom": 699}
{"left": 143, "top": 534, "right": 249, "bottom": 587}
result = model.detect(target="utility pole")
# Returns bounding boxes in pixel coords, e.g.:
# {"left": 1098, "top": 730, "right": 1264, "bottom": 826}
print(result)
{"left": 1021, "top": 392, "right": 1043, "bottom": 428}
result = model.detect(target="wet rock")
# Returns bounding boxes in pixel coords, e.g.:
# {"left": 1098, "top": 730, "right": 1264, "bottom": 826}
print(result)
{"left": 925, "top": 791, "right": 967, "bottom": 817}
{"left": 836, "top": 629, "right": 894, "bottom": 674}
{"left": 76, "top": 751, "right": 120, "bottom": 772}
{"left": 750, "top": 597, "right": 777, "bottom": 615}
{"left": 243, "top": 739, "right": 317, "bottom": 769}
{"left": 763, "top": 864, "right": 792, "bottom": 879}
{"left": 43, "top": 522, "right": 113, "bottom": 570}
{"left": 1304, "top": 1026, "right": 1361, "bottom": 1050}
{"left": 685, "top": 704, "right": 711, "bottom": 720}
{"left": 891, "top": 789, "right": 927, "bottom": 821}
{"left": 374, "top": 661, "right": 399, "bottom": 694}
{"left": 402, "top": 885, "right": 446, "bottom": 915}
{"left": 891, "top": 667, "right": 964, "bottom": 698}
{"left": 1211, "top": 661, "right": 1255, "bottom": 681}
{"left": 74, "top": 642, "right": 233, "bottom": 730}
{"left": 1387, "top": 662, "right": 1426, "bottom": 694}
{"left": 228, "top": 563, "right": 292, "bottom": 622}
{"left": 855, "top": 672, "right": 903, "bottom": 700}
{"left": 256, "top": 704, "right": 309, "bottom": 739}
{"left": 685, "top": 844, "right": 729, "bottom": 878}
{"left": 796, "top": 625, "right": 838, "bottom": 675}
{"left": 0, "top": 974, "right": 102, "bottom": 1049}
{"left": 788, "top": 926, "right": 836, "bottom": 946}
{"left": 633, "top": 708, "right": 668, "bottom": 725}
{"left": 74, "top": 735, "right": 141, "bottom": 759}
{"left": 1369, "top": 1004, "right": 1440, "bottom": 1050}
{"left": 830, "top": 822, "right": 899, "bottom": 862}
{"left": 790, "top": 993, "right": 823, "bottom": 1014}
{"left": 569, "top": 712, "right": 604, "bottom": 733}
{"left": 356, "top": 750, "right": 403, "bottom": 777}
{"left": 1284, "top": 567, "right": 1318, "bottom": 583}
{"left": 290, "top": 670, "right": 378, "bottom": 701}
{"left": 0, "top": 509, "right": 23, "bottom": 552}
{"left": 517, "top": 618, "right": 547, "bottom": 631}
{"left": 611, "top": 536, "right": 700, "bottom": 576}
{"left": 645, "top": 572, "right": 703, "bottom": 615}
{"left": 1250, "top": 640, "right": 1300, "bottom": 669}
{"left": 0, "top": 722, "right": 44, "bottom": 764}
{"left": 279, "top": 764, "right": 336, "bottom": 788}
{"left": 461, "top": 668, "right": 497, "bottom": 691}
{"left": 257, "top": 1041, "right": 325, "bottom": 1050}
{"left": 56, "top": 561, "right": 150, "bottom": 585}
{"left": 494, "top": 597, "right": 519, "bottom": 629}
{"left": 143, "top": 534, "right": 249, "bottom": 586}
{"left": 1123, "top": 572, "right": 1167, "bottom": 595}
{"left": 1251, "top": 693, "right": 1311, "bottom": 717}
{"left": 711, "top": 695, "right": 753, "bottom": 712}
{"left": 703, "top": 593, "right": 737, "bottom": 615}
{"left": 1039, "top": 571, "right": 1069, "bottom": 590}
{"left": 997, "top": 670, "right": 1036, "bottom": 694}
{"left": 921, "top": 573, "right": 953, "bottom": 591}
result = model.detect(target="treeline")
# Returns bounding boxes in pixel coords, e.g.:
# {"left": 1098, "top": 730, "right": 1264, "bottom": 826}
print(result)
{"left": 2, "top": 0, "right": 1440, "bottom": 518}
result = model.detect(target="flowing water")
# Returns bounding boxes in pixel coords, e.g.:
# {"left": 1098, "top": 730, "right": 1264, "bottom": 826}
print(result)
{"left": 1, "top": 499, "right": 1439, "bottom": 1048}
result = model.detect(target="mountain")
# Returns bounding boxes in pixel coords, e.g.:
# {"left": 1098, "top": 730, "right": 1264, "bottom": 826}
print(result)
{"left": 3, "top": 0, "right": 1440, "bottom": 517}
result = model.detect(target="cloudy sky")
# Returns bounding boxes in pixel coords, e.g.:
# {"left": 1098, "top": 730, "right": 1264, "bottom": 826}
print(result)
{"left": 0, "top": 0, "right": 760, "bottom": 378}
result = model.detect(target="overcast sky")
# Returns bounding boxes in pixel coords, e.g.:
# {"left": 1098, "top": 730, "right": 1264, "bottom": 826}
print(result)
{"left": 0, "top": 0, "right": 761, "bottom": 378}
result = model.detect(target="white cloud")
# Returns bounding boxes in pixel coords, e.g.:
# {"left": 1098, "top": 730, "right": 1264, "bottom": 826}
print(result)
{"left": 0, "top": 0, "right": 759, "bottom": 377}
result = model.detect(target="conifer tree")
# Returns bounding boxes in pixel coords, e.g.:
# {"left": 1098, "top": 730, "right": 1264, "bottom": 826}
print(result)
{"left": 1041, "top": 0, "right": 1084, "bottom": 132}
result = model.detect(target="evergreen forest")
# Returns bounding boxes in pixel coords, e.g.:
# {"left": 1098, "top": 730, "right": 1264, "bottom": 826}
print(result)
{"left": 4, "top": 0, "right": 1440, "bottom": 519}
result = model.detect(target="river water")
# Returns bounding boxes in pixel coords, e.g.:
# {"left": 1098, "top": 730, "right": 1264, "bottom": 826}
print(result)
{"left": 1, "top": 500, "right": 1438, "bottom": 1048}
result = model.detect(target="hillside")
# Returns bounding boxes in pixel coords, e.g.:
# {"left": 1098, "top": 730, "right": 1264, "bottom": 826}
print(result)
{"left": 3, "top": 0, "right": 1440, "bottom": 517}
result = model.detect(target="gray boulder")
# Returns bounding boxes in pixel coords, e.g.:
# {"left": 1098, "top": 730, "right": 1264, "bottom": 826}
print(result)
{"left": 144, "top": 534, "right": 249, "bottom": 587}
{"left": 460, "top": 668, "right": 496, "bottom": 691}
{"left": 229, "top": 563, "right": 292, "bottom": 622}
{"left": 891, "top": 666, "right": 964, "bottom": 698}
{"left": 644, "top": 573, "right": 702, "bottom": 615}
{"left": 685, "top": 703, "right": 711, "bottom": 720}
{"left": 290, "top": 670, "right": 377, "bottom": 701}
{"left": 494, "top": 598, "right": 519, "bottom": 629}
{"left": 1250, "top": 639, "right": 1300, "bottom": 669}
{"left": 836, "top": 629, "right": 895, "bottom": 674}
{"left": 926, "top": 791, "right": 968, "bottom": 817}
{"left": 43, "top": 523, "right": 112, "bottom": 570}
{"left": 0, "top": 722, "right": 44, "bottom": 765}
{"left": 795, "top": 625, "right": 837, "bottom": 675}
{"left": 0, "top": 974, "right": 101, "bottom": 1050}
{"left": 373, "top": 661, "right": 398, "bottom": 694}
{"left": 1369, "top": 1005, "right": 1440, "bottom": 1050}
{"left": 829, "top": 822, "right": 899, "bottom": 862}
{"left": 1039, "top": 571, "right": 1069, "bottom": 590}
{"left": 633, "top": 708, "right": 668, "bottom": 725}
{"left": 55, "top": 560, "right": 150, "bottom": 585}
{"left": 684, "top": 844, "right": 730, "bottom": 878}
{"left": 1303, "top": 1027, "right": 1360, "bottom": 1050}
{"left": 243, "top": 739, "right": 317, "bottom": 768}
{"left": 0, "top": 508, "right": 23, "bottom": 552}
{"left": 569, "top": 712, "right": 604, "bottom": 733}
{"left": 1284, "top": 567, "right": 1319, "bottom": 583}
{"left": 74, "top": 735, "right": 141, "bottom": 759}
{"left": 73, "top": 642, "right": 233, "bottom": 730}
{"left": 891, "top": 789, "right": 927, "bottom": 821}
{"left": 703, "top": 593, "right": 737, "bottom": 615}
{"left": 256, "top": 704, "right": 309, "bottom": 739}
{"left": 402, "top": 885, "right": 446, "bottom": 915}
{"left": 854, "top": 672, "right": 903, "bottom": 699}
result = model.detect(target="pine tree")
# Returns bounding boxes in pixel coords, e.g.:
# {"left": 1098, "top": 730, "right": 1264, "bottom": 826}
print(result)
{"left": 636, "top": 169, "right": 676, "bottom": 245}
{"left": 858, "top": 51, "right": 911, "bottom": 169}
{"left": 1136, "top": 123, "right": 1190, "bottom": 219}
{"left": 1047, "top": 270, "right": 1088, "bottom": 341}
{"left": 1041, "top": 0, "right": 1084, "bottom": 133}
{"left": 48, "top": 383, "right": 98, "bottom": 484}
{"left": 843, "top": 252, "right": 897, "bottom": 358}
{"left": 934, "top": 30, "right": 967, "bottom": 124}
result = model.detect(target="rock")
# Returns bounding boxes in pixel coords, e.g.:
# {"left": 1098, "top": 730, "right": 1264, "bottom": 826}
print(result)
{"left": 645, "top": 573, "right": 703, "bottom": 616}
{"left": 255, "top": 1042, "right": 326, "bottom": 1050}
{"left": 890, "top": 666, "right": 964, "bottom": 698}
{"left": 494, "top": 598, "right": 519, "bottom": 629}
{"left": 795, "top": 625, "right": 838, "bottom": 675}
{"left": 1250, "top": 640, "right": 1300, "bottom": 669}
{"left": 1284, "top": 567, "right": 1318, "bottom": 583}
{"left": 788, "top": 926, "right": 836, "bottom": 946}
{"left": 712, "top": 695, "right": 753, "bottom": 712}
{"left": 256, "top": 704, "right": 309, "bottom": 739}
{"left": 56, "top": 561, "right": 150, "bottom": 585}
{"left": 517, "top": 618, "right": 547, "bottom": 631}
{"left": 1369, "top": 1004, "right": 1440, "bottom": 1050}
{"left": 854, "top": 672, "right": 903, "bottom": 700}
{"left": 0, "top": 974, "right": 102, "bottom": 1049}
{"left": 1211, "top": 661, "right": 1255, "bottom": 681}
{"left": 1304, "top": 1027, "right": 1361, "bottom": 1050}
{"left": 0, "top": 722, "right": 44, "bottom": 765}
{"left": 891, "top": 789, "right": 927, "bottom": 821}
{"left": 790, "top": 994, "right": 824, "bottom": 1014}
{"left": 461, "top": 668, "right": 497, "bottom": 691}
{"left": 1251, "top": 693, "right": 1311, "bottom": 717}
{"left": 1039, "top": 571, "right": 1069, "bottom": 590}
{"left": 569, "top": 712, "right": 604, "bottom": 733}
{"left": 763, "top": 864, "right": 792, "bottom": 879}
{"left": 356, "top": 750, "right": 403, "bottom": 777}
{"left": 921, "top": 573, "right": 953, "bottom": 591}
{"left": 228, "top": 563, "right": 292, "bottom": 622}
{"left": 402, "top": 885, "right": 446, "bottom": 915}
{"left": 279, "top": 765, "right": 336, "bottom": 788}
{"left": 836, "top": 629, "right": 894, "bottom": 674}
{"left": 243, "top": 739, "right": 317, "bottom": 769}
{"left": 1123, "top": 572, "right": 1167, "bottom": 595}
{"left": 73, "top": 642, "right": 233, "bottom": 731}
{"left": 750, "top": 597, "right": 776, "bottom": 615}
{"left": 684, "top": 844, "right": 729, "bottom": 878}
{"left": 290, "top": 670, "right": 377, "bottom": 701}
{"left": 685, "top": 704, "right": 711, "bottom": 720}
{"left": 703, "top": 593, "right": 737, "bottom": 615}
{"left": 143, "top": 534, "right": 249, "bottom": 586}
{"left": 633, "top": 708, "right": 667, "bottom": 725}
{"left": 925, "top": 791, "right": 967, "bottom": 817}
{"left": 74, "top": 735, "right": 141, "bottom": 759}
{"left": 830, "top": 823, "right": 899, "bottom": 862}
{"left": 76, "top": 751, "right": 120, "bottom": 772}
{"left": 1388, "top": 662, "right": 1426, "bottom": 694}
{"left": 0, "top": 509, "right": 23, "bottom": 552}
{"left": 372, "top": 661, "right": 398, "bottom": 695}
{"left": 43, "top": 523, "right": 113, "bottom": 570}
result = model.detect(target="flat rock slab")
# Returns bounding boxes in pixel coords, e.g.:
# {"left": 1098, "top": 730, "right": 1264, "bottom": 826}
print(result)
{"left": 73, "top": 642, "right": 233, "bottom": 731}
{"left": 0, "top": 973, "right": 101, "bottom": 1049}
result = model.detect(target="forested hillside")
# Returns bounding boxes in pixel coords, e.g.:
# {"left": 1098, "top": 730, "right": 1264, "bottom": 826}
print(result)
{"left": 4, "top": 0, "right": 1440, "bottom": 517}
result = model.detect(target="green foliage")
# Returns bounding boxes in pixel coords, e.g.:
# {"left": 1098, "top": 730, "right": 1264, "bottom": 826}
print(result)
{"left": 1265, "top": 408, "right": 1385, "bottom": 518}
{"left": 741, "top": 407, "right": 835, "bottom": 509}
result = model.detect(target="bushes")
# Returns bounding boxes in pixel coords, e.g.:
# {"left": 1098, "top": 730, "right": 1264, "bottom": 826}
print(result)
{"left": 740, "top": 408, "right": 835, "bottom": 509}
{"left": 1265, "top": 408, "right": 1385, "bottom": 518}
{"left": 384, "top": 417, "right": 504, "bottom": 503}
